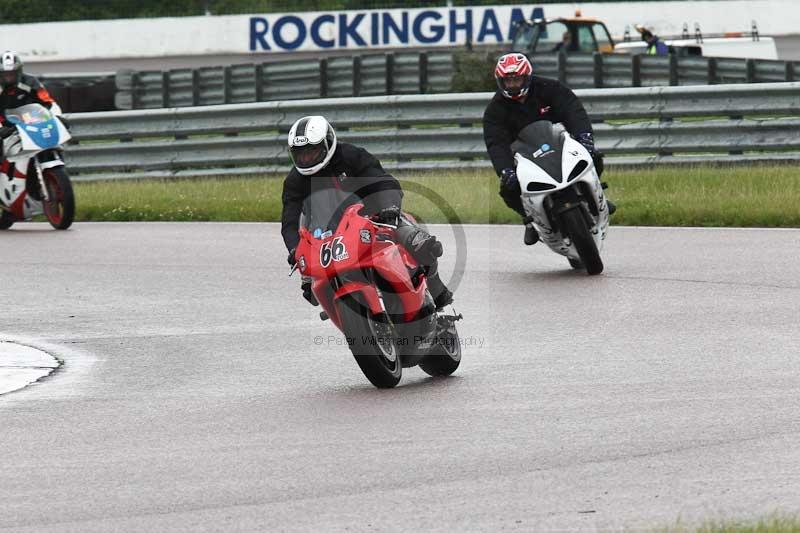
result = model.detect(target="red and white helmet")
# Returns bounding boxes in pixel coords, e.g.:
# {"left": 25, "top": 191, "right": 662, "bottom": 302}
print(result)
{"left": 494, "top": 53, "right": 533, "bottom": 101}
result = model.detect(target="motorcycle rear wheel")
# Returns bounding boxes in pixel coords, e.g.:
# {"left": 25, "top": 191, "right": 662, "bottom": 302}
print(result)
{"left": 338, "top": 296, "right": 402, "bottom": 388}
{"left": 41, "top": 167, "right": 75, "bottom": 230}
{"left": 560, "top": 208, "right": 603, "bottom": 275}
{"left": 418, "top": 317, "right": 461, "bottom": 377}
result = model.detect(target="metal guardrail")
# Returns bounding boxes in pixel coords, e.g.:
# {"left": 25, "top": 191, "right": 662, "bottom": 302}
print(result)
{"left": 114, "top": 51, "right": 455, "bottom": 110}
{"left": 113, "top": 50, "right": 800, "bottom": 110}
{"left": 64, "top": 82, "right": 800, "bottom": 180}
{"left": 38, "top": 72, "right": 116, "bottom": 83}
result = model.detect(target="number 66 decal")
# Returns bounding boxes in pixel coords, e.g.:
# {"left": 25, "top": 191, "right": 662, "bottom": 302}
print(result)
{"left": 320, "top": 237, "right": 349, "bottom": 267}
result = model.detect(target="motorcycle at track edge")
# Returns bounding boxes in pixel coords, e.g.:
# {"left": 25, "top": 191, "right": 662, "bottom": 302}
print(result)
{"left": 0, "top": 103, "right": 75, "bottom": 230}
{"left": 513, "top": 121, "right": 610, "bottom": 275}
{"left": 293, "top": 189, "right": 462, "bottom": 388}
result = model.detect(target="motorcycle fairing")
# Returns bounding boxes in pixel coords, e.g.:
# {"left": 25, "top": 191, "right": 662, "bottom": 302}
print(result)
{"left": 297, "top": 204, "right": 429, "bottom": 328}
{"left": 1, "top": 104, "right": 71, "bottom": 220}
{"left": 515, "top": 129, "right": 610, "bottom": 260}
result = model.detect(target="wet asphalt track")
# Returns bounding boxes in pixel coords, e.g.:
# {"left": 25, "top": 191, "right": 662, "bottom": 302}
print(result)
{"left": 1, "top": 222, "right": 799, "bottom": 532}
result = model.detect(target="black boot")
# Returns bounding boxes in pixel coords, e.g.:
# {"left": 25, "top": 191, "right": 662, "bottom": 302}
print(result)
{"left": 397, "top": 224, "right": 443, "bottom": 264}
{"left": 427, "top": 272, "right": 453, "bottom": 310}
{"left": 523, "top": 216, "right": 539, "bottom": 245}
{"left": 410, "top": 233, "right": 443, "bottom": 264}
{"left": 601, "top": 182, "right": 617, "bottom": 215}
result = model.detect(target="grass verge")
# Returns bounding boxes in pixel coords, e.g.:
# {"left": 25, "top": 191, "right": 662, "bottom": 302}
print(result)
{"left": 72, "top": 164, "right": 800, "bottom": 227}
{"left": 661, "top": 514, "right": 800, "bottom": 533}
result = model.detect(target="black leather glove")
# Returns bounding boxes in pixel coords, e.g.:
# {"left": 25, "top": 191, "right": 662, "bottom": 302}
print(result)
{"left": 374, "top": 205, "right": 400, "bottom": 224}
{"left": 57, "top": 115, "right": 72, "bottom": 131}
{"left": 576, "top": 133, "right": 605, "bottom": 177}
{"left": 499, "top": 167, "right": 520, "bottom": 194}
{"left": 287, "top": 248, "right": 297, "bottom": 267}
{"left": 301, "top": 279, "right": 319, "bottom": 306}
{"left": 592, "top": 150, "right": 605, "bottom": 177}
{"left": 0, "top": 125, "right": 15, "bottom": 139}
{"left": 576, "top": 132, "right": 596, "bottom": 155}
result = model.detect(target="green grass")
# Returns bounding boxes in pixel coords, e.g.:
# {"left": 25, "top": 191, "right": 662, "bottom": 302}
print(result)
{"left": 611, "top": 164, "right": 800, "bottom": 227}
{"left": 660, "top": 515, "right": 800, "bottom": 533}
{"left": 72, "top": 164, "right": 800, "bottom": 227}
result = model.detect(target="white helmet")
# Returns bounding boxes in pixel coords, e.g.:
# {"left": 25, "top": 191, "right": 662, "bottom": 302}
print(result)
{"left": 1, "top": 50, "right": 23, "bottom": 89}
{"left": 287, "top": 116, "right": 337, "bottom": 176}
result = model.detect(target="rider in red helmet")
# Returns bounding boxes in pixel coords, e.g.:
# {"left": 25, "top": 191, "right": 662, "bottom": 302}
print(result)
{"left": 483, "top": 52, "right": 615, "bottom": 245}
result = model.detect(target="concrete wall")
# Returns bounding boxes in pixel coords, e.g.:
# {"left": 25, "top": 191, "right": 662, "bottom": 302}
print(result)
{"left": 2, "top": 1, "right": 798, "bottom": 64}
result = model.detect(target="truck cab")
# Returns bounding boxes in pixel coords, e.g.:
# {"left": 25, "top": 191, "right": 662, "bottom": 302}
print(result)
{"left": 510, "top": 13, "right": 778, "bottom": 60}
{"left": 510, "top": 13, "right": 615, "bottom": 55}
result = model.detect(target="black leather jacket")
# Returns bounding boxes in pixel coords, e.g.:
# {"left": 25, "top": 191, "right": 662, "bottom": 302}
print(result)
{"left": 0, "top": 74, "right": 56, "bottom": 125}
{"left": 483, "top": 75, "right": 593, "bottom": 176}
{"left": 281, "top": 142, "right": 403, "bottom": 252}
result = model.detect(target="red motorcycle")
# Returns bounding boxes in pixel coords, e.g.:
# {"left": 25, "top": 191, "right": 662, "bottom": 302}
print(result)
{"left": 293, "top": 190, "right": 462, "bottom": 388}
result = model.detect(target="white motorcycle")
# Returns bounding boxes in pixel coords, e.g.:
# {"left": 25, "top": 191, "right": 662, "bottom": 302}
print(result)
{"left": 0, "top": 103, "right": 75, "bottom": 230}
{"left": 513, "top": 121, "right": 610, "bottom": 275}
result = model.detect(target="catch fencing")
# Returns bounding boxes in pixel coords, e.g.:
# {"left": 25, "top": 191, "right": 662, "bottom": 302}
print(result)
{"left": 64, "top": 82, "right": 800, "bottom": 181}
{"left": 113, "top": 51, "right": 800, "bottom": 110}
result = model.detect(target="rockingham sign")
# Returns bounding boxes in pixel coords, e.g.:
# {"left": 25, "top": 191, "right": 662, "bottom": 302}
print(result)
{"left": 3, "top": 1, "right": 798, "bottom": 63}
{"left": 248, "top": 6, "right": 544, "bottom": 51}
{"left": 2, "top": 4, "right": 545, "bottom": 63}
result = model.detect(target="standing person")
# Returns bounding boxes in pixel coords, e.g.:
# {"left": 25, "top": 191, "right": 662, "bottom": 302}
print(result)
{"left": 551, "top": 31, "right": 573, "bottom": 53}
{"left": 482, "top": 52, "right": 614, "bottom": 245}
{"left": 640, "top": 29, "right": 669, "bottom": 56}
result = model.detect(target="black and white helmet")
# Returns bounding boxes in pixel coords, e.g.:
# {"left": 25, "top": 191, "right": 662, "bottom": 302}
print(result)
{"left": 287, "top": 115, "right": 337, "bottom": 176}
{"left": 1, "top": 50, "right": 23, "bottom": 89}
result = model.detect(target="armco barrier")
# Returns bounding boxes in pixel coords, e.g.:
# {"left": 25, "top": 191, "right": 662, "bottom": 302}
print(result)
{"left": 113, "top": 51, "right": 800, "bottom": 110}
{"left": 63, "top": 82, "right": 800, "bottom": 180}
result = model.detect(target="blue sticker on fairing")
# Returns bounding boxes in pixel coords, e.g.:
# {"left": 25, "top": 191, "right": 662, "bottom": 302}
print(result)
{"left": 9, "top": 117, "right": 61, "bottom": 149}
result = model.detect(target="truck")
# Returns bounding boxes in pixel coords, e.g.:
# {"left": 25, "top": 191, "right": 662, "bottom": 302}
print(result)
{"left": 510, "top": 11, "right": 778, "bottom": 60}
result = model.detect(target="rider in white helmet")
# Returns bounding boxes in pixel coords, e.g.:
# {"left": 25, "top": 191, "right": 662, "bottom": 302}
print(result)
{"left": 1, "top": 50, "right": 63, "bottom": 156}
{"left": 281, "top": 115, "right": 453, "bottom": 310}
{"left": 0, "top": 50, "right": 62, "bottom": 120}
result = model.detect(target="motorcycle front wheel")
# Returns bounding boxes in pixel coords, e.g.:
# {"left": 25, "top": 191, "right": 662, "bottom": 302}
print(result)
{"left": 337, "top": 296, "right": 402, "bottom": 388}
{"left": 41, "top": 167, "right": 75, "bottom": 230}
{"left": 560, "top": 207, "right": 603, "bottom": 275}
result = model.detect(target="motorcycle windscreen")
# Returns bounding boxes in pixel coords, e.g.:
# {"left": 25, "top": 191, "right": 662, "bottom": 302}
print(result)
{"left": 300, "top": 187, "right": 361, "bottom": 239}
{"left": 4, "top": 104, "right": 53, "bottom": 125}
{"left": 4, "top": 103, "right": 61, "bottom": 150}
{"left": 511, "top": 121, "right": 565, "bottom": 183}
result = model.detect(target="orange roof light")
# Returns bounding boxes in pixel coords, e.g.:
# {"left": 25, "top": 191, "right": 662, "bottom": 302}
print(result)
{"left": 575, "top": 9, "right": 582, "bottom": 17}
